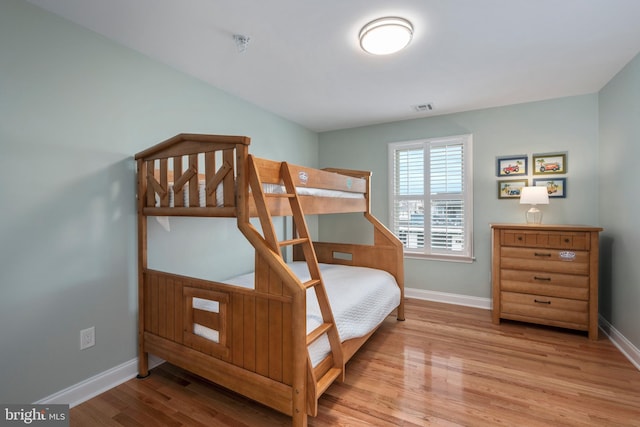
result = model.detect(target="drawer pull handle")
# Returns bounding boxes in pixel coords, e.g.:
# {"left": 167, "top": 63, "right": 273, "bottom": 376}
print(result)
{"left": 534, "top": 299, "right": 551, "bottom": 305}
{"left": 534, "top": 252, "right": 551, "bottom": 257}
{"left": 534, "top": 276, "right": 551, "bottom": 281}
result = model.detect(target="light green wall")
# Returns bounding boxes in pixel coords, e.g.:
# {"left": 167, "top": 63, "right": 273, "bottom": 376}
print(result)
{"left": 0, "top": 0, "right": 316, "bottom": 404}
{"left": 599, "top": 52, "right": 640, "bottom": 348}
{"left": 2, "top": 0, "right": 637, "bottom": 407}
{"left": 318, "top": 95, "right": 600, "bottom": 297}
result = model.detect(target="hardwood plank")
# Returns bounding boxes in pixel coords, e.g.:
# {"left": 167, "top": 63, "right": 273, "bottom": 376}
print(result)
{"left": 243, "top": 295, "right": 256, "bottom": 371}
{"left": 173, "top": 156, "right": 184, "bottom": 208}
{"left": 72, "top": 299, "right": 640, "bottom": 426}
{"left": 174, "top": 280, "right": 183, "bottom": 344}
{"left": 282, "top": 298, "right": 293, "bottom": 385}
{"left": 255, "top": 296, "right": 270, "bottom": 377}
{"left": 204, "top": 151, "right": 216, "bottom": 207}
{"left": 166, "top": 277, "right": 175, "bottom": 341}
{"left": 231, "top": 293, "right": 244, "bottom": 367}
{"left": 222, "top": 149, "right": 236, "bottom": 207}
{"left": 149, "top": 274, "right": 158, "bottom": 335}
{"left": 159, "top": 158, "right": 168, "bottom": 207}
{"left": 158, "top": 275, "right": 167, "bottom": 338}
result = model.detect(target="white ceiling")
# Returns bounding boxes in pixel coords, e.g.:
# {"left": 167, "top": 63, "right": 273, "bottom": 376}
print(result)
{"left": 26, "top": 0, "right": 640, "bottom": 132}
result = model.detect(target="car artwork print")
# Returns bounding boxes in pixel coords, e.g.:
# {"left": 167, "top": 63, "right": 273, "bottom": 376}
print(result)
{"left": 496, "top": 155, "right": 528, "bottom": 177}
{"left": 533, "top": 152, "right": 567, "bottom": 175}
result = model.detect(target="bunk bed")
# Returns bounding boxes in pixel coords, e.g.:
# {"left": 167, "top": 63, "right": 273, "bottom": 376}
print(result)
{"left": 135, "top": 133, "right": 405, "bottom": 426}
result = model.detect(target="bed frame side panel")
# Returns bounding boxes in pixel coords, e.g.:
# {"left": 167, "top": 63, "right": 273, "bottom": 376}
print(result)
{"left": 140, "top": 268, "right": 302, "bottom": 416}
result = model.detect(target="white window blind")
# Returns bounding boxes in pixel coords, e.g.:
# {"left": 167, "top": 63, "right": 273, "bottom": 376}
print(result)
{"left": 389, "top": 135, "right": 473, "bottom": 261}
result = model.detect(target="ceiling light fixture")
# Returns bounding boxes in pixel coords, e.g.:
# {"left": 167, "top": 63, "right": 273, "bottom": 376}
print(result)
{"left": 359, "top": 17, "right": 413, "bottom": 55}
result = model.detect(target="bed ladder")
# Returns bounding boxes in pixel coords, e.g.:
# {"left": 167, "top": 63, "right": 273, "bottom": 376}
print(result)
{"left": 247, "top": 155, "right": 344, "bottom": 415}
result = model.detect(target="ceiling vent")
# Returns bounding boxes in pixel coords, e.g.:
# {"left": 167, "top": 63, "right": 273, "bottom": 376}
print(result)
{"left": 412, "top": 103, "right": 434, "bottom": 112}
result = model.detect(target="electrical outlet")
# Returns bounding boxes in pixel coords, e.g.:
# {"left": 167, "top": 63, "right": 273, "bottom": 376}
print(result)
{"left": 80, "top": 326, "right": 95, "bottom": 350}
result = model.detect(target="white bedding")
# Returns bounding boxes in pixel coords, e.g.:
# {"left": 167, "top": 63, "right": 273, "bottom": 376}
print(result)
{"left": 157, "top": 182, "right": 363, "bottom": 208}
{"left": 191, "top": 262, "right": 400, "bottom": 366}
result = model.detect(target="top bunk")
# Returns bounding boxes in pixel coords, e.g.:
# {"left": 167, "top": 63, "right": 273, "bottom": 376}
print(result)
{"left": 135, "top": 133, "right": 371, "bottom": 218}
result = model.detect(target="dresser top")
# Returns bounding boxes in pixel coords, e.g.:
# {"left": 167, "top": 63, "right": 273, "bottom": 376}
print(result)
{"left": 490, "top": 223, "right": 603, "bottom": 232}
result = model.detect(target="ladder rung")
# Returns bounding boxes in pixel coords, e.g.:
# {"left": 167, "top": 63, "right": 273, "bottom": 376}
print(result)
{"left": 265, "top": 192, "right": 295, "bottom": 198}
{"left": 303, "top": 279, "right": 321, "bottom": 289}
{"left": 279, "top": 237, "right": 309, "bottom": 247}
{"left": 307, "top": 323, "right": 333, "bottom": 346}
{"left": 316, "top": 367, "right": 342, "bottom": 398}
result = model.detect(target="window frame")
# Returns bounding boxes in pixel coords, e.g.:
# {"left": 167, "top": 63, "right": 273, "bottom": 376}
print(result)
{"left": 388, "top": 134, "right": 474, "bottom": 262}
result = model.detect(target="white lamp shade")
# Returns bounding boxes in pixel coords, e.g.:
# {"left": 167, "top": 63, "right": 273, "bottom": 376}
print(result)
{"left": 519, "top": 186, "right": 549, "bottom": 205}
{"left": 359, "top": 17, "right": 413, "bottom": 55}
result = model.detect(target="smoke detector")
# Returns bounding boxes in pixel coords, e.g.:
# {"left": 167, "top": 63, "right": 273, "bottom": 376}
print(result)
{"left": 412, "top": 103, "right": 434, "bottom": 112}
{"left": 233, "top": 34, "right": 251, "bottom": 53}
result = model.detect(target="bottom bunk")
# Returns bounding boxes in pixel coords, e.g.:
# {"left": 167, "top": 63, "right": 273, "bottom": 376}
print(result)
{"left": 224, "top": 261, "right": 401, "bottom": 367}
{"left": 138, "top": 259, "right": 402, "bottom": 423}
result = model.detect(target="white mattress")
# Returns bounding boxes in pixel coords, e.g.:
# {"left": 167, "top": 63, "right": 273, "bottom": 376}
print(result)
{"left": 191, "top": 262, "right": 400, "bottom": 366}
{"left": 156, "top": 182, "right": 363, "bottom": 208}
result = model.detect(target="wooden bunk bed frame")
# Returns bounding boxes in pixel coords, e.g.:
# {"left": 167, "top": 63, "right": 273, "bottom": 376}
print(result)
{"left": 135, "top": 133, "right": 404, "bottom": 426}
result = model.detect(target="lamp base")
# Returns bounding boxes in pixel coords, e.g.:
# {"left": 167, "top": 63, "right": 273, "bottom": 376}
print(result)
{"left": 526, "top": 207, "right": 543, "bottom": 224}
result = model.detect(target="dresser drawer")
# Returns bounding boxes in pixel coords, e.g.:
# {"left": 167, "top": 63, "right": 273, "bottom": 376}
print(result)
{"left": 501, "top": 269, "right": 589, "bottom": 300}
{"left": 500, "top": 291, "right": 588, "bottom": 329}
{"left": 501, "top": 230, "right": 589, "bottom": 250}
{"left": 500, "top": 247, "right": 589, "bottom": 275}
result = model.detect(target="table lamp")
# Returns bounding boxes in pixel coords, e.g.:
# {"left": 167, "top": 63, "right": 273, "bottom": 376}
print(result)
{"left": 519, "top": 186, "right": 549, "bottom": 224}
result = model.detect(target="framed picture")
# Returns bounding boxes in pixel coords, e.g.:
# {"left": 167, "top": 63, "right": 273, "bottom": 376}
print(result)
{"left": 496, "top": 155, "right": 528, "bottom": 177}
{"left": 533, "top": 152, "right": 567, "bottom": 175}
{"left": 533, "top": 178, "right": 566, "bottom": 198}
{"left": 498, "top": 179, "right": 528, "bottom": 199}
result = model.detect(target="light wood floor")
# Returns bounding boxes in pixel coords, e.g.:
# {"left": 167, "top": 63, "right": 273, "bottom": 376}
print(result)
{"left": 71, "top": 299, "right": 640, "bottom": 426}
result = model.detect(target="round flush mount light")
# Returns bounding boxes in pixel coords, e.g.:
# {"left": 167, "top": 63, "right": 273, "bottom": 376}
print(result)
{"left": 359, "top": 17, "right": 413, "bottom": 55}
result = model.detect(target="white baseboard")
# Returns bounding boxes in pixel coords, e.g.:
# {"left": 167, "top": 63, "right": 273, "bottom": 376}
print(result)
{"left": 405, "top": 286, "right": 492, "bottom": 310}
{"left": 599, "top": 315, "right": 640, "bottom": 371}
{"left": 35, "top": 355, "right": 164, "bottom": 408}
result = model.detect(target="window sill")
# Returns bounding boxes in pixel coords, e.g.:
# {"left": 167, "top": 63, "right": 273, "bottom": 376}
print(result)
{"left": 403, "top": 253, "right": 475, "bottom": 263}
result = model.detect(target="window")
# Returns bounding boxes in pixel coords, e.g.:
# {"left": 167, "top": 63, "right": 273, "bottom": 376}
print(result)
{"left": 388, "top": 134, "right": 473, "bottom": 261}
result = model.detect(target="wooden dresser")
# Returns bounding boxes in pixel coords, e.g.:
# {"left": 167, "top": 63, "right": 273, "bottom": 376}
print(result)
{"left": 491, "top": 224, "right": 603, "bottom": 339}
